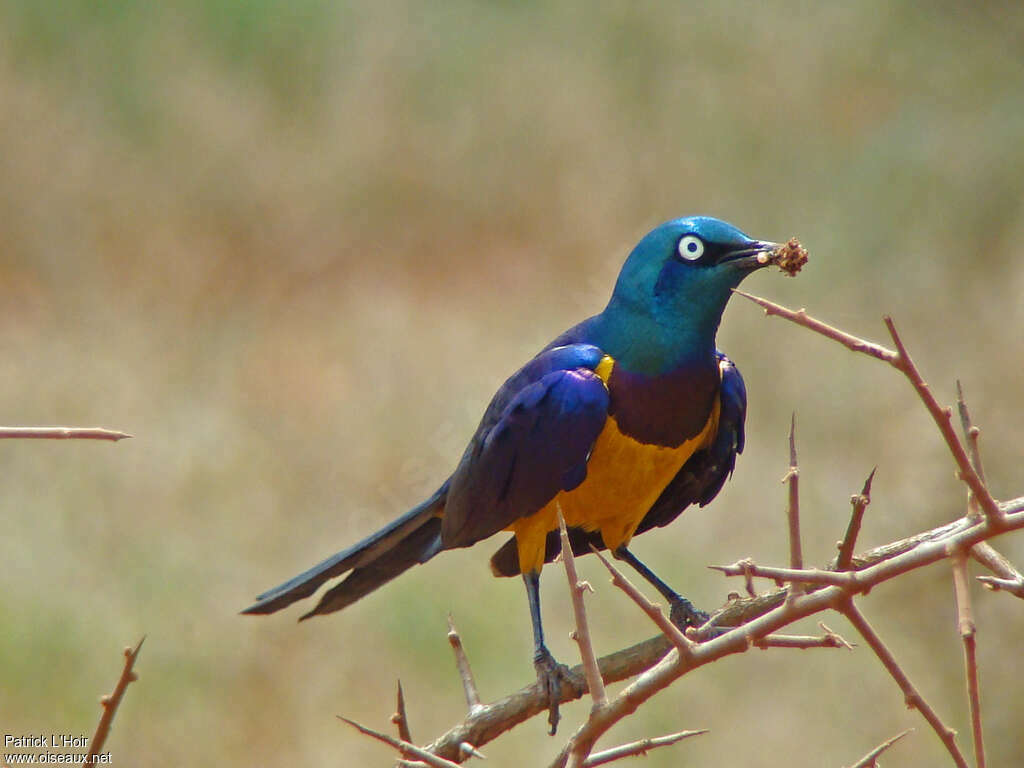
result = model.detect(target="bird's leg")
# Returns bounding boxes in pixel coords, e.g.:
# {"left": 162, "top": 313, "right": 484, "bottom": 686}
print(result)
{"left": 523, "top": 570, "right": 570, "bottom": 735}
{"left": 612, "top": 546, "right": 710, "bottom": 630}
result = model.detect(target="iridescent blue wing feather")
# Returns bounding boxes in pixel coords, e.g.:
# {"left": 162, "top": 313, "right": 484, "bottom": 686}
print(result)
{"left": 442, "top": 344, "right": 610, "bottom": 548}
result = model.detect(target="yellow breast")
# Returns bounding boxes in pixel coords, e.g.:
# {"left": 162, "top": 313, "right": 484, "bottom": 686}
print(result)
{"left": 508, "top": 355, "right": 720, "bottom": 573}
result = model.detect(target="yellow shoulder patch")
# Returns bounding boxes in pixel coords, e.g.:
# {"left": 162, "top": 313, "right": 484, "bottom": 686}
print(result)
{"left": 594, "top": 354, "right": 614, "bottom": 385}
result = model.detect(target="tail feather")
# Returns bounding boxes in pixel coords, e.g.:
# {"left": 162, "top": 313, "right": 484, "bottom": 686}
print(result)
{"left": 242, "top": 484, "right": 447, "bottom": 616}
{"left": 301, "top": 517, "right": 442, "bottom": 619}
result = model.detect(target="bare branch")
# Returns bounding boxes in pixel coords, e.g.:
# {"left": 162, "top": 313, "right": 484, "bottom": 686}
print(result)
{"left": 839, "top": 602, "right": 968, "bottom": 768}
{"left": 392, "top": 680, "right": 413, "bottom": 743}
{"left": 735, "top": 290, "right": 1004, "bottom": 526}
{"left": 339, "top": 716, "right": 462, "bottom": 768}
{"left": 86, "top": 638, "right": 144, "bottom": 763}
{"left": 447, "top": 615, "right": 483, "bottom": 715}
{"left": 557, "top": 506, "right": 607, "bottom": 712}
{"left": 581, "top": 729, "right": 707, "bottom": 767}
{"left": 977, "top": 575, "right": 1024, "bottom": 597}
{"left": 732, "top": 290, "right": 897, "bottom": 362}
{"left": 951, "top": 551, "right": 985, "bottom": 768}
{"left": 591, "top": 548, "right": 694, "bottom": 653}
{"left": 709, "top": 559, "right": 861, "bottom": 589}
{"left": 837, "top": 469, "right": 876, "bottom": 571}
{"left": 843, "top": 729, "right": 913, "bottom": 768}
{"left": 956, "top": 381, "right": 987, "bottom": 487}
{"left": 883, "top": 317, "right": 1004, "bottom": 527}
{"left": 783, "top": 414, "right": 804, "bottom": 593}
{"left": 0, "top": 426, "right": 132, "bottom": 441}
{"left": 971, "top": 543, "right": 1024, "bottom": 591}
{"left": 753, "top": 624, "right": 853, "bottom": 651}
{"left": 424, "top": 636, "right": 671, "bottom": 762}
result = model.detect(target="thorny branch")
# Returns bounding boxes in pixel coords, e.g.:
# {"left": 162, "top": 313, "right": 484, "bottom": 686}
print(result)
{"left": 843, "top": 729, "right": 913, "bottom": 768}
{"left": 837, "top": 469, "right": 875, "bottom": 572}
{"left": 734, "top": 290, "right": 1003, "bottom": 525}
{"left": 346, "top": 296, "right": 1023, "bottom": 766}
{"left": 86, "top": 638, "right": 144, "bottom": 763}
{"left": 0, "top": 426, "right": 131, "bottom": 441}
{"left": 954, "top": 382, "right": 987, "bottom": 768}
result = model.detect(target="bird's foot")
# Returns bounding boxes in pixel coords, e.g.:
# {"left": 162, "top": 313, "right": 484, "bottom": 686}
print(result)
{"left": 534, "top": 645, "right": 571, "bottom": 735}
{"left": 668, "top": 596, "right": 711, "bottom": 633}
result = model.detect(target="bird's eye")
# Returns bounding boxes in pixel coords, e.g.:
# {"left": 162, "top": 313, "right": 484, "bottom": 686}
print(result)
{"left": 677, "top": 235, "right": 705, "bottom": 261}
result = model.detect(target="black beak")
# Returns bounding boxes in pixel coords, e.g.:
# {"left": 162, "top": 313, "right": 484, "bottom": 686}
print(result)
{"left": 720, "top": 240, "right": 778, "bottom": 271}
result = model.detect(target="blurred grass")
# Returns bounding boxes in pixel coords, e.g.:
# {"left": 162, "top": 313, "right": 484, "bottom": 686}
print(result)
{"left": 1, "top": 1, "right": 1022, "bottom": 765}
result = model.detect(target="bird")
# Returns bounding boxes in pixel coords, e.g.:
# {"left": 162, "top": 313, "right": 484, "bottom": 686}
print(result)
{"left": 244, "top": 216, "right": 780, "bottom": 732}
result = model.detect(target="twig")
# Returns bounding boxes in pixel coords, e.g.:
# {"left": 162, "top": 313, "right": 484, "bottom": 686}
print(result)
{"left": 591, "top": 548, "right": 694, "bottom": 653}
{"left": 447, "top": 615, "right": 483, "bottom": 714}
{"left": 971, "top": 543, "right": 1024, "bottom": 592}
{"left": 843, "top": 728, "right": 913, "bottom": 768}
{"left": 977, "top": 575, "right": 1024, "bottom": 597}
{"left": 753, "top": 623, "right": 853, "bottom": 651}
{"left": 557, "top": 506, "right": 607, "bottom": 713}
{"left": 783, "top": 414, "right": 804, "bottom": 594}
{"left": 735, "top": 291, "right": 1003, "bottom": 526}
{"left": 339, "top": 716, "right": 462, "bottom": 768}
{"left": 951, "top": 383, "right": 987, "bottom": 767}
{"left": 709, "top": 559, "right": 861, "bottom": 589}
{"left": 0, "top": 426, "right": 132, "bottom": 441}
{"left": 581, "top": 729, "right": 707, "bottom": 767}
{"left": 732, "top": 289, "right": 897, "bottom": 362}
{"left": 884, "top": 317, "right": 1002, "bottom": 527}
{"left": 952, "top": 551, "right": 986, "bottom": 768}
{"left": 86, "top": 637, "right": 144, "bottom": 762}
{"left": 956, "top": 381, "right": 987, "bottom": 487}
{"left": 837, "top": 469, "right": 875, "bottom": 571}
{"left": 392, "top": 680, "right": 413, "bottom": 743}
{"left": 458, "top": 742, "right": 487, "bottom": 761}
{"left": 838, "top": 601, "right": 968, "bottom": 768}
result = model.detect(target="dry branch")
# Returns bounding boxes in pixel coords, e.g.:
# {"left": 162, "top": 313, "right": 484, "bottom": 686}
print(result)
{"left": 0, "top": 426, "right": 131, "bottom": 441}
{"left": 977, "top": 575, "right": 1024, "bottom": 597}
{"left": 592, "top": 548, "right": 693, "bottom": 652}
{"left": 734, "top": 290, "right": 1002, "bottom": 525}
{"left": 838, "top": 602, "right": 968, "bottom": 768}
{"left": 837, "top": 469, "right": 875, "bottom": 571}
{"left": 581, "top": 729, "right": 706, "bottom": 767}
{"left": 557, "top": 507, "right": 607, "bottom": 713}
{"left": 784, "top": 414, "right": 804, "bottom": 585}
{"left": 951, "top": 550, "right": 985, "bottom": 768}
{"left": 843, "top": 729, "right": 913, "bottom": 768}
{"left": 86, "top": 638, "right": 144, "bottom": 762}
{"left": 392, "top": 680, "right": 412, "bottom": 743}
{"left": 447, "top": 615, "right": 483, "bottom": 714}
{"left": 339, "top": 716, "right": 462, "bottom": 768}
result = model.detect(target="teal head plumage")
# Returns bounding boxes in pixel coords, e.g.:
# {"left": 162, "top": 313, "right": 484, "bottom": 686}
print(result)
{"left": 597, "top": 216, "right": 775, "bottom": 374}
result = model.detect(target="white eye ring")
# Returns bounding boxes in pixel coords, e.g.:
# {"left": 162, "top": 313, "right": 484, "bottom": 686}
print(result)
{"left": 677, "top": 235, "right": 704, "bottom": 261}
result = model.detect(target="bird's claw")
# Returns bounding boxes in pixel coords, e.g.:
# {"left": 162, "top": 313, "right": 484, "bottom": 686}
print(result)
{"left": 668, "top": 596, "right": 710, "bottom": 632}
{"left": 533, "top": 646, "right": 571, "bottom": 735}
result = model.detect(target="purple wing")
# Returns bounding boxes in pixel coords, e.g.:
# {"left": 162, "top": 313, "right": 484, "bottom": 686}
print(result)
{"left": 441, "top": 344, "right": 610, "bottom": 549}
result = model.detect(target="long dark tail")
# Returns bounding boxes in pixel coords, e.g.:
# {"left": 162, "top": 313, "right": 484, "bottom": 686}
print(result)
{"left": 242, "top": 483, "right": 447, "bottom": 619}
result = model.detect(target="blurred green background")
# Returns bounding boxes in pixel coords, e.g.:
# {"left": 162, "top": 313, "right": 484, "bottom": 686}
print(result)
{"left": 2, "top": 1, "right": 1022, "bottom": 765}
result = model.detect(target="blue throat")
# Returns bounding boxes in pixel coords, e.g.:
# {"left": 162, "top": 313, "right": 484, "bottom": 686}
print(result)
{"left": 592, "top": 294, "right": 722, "bottom": 377}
